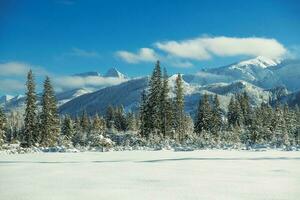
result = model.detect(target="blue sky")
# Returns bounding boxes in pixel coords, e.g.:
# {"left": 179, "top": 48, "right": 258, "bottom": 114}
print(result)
{"left": 0, "top": 0, "right": 300, "bottom": 94}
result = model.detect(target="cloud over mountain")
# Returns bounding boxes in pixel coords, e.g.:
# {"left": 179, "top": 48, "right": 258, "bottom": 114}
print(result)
{"left": 155, "top": 36, "right": 287, "bottom": 60}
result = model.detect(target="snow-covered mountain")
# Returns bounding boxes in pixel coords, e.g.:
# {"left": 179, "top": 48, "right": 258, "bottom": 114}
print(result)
{"left": 0, "top": 95, "right": 14, "bottom": 106}
{"left": 2, "top": 57, "right": 300, "bottom": 116}
{"left": 104, "top": 67, "right": 126, "bottom": 78}
{"left": 182, "top": 56, "right": 300, "bottom": 91}
{"left": 59, "top": 77, "right": 148, "bottom": 116}
{"left": 1, "top": 88, "right": 93, "bottom": 114}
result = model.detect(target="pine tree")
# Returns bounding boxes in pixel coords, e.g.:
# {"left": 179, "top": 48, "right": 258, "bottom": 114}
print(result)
{"left": 0, "top": 108, "right": 7, "bottom": 146}
{"left": 160, "top": 68, "right": 173, "bottom": 138}
{"left": 271, "top": 104, "right": 287, "bottom": 147}
{"left": 173, "top": 73, "right": 185, "bottom": 141}
{"left": 283, "top": 104, "right": 295, "bottom": 146}
{"left": 40, "top": 76, "right": 60, "bottom": 147}
{"left": 114, "top": 106, "right": 127, "bottom": 131}
{"left": 88, "top": 113, "right": 106, "bottom": 147}
{"left": 239, "top": 92, "right": 252, "bottom": 126}
{"left": 211, "top": 94, "right": 223, "bottom": 136}
{"left": 227, "top": 96, "right": 243, "bottom": 128}
{"left": 194, "top": 93, "right": 212, "bottom": 135}
{"left": 23, "top": 70, "right": 38, "bottom": 147}
{"left": 80, "top": 110, "right": 90, "bottom": 132}
{"left": 295, "top": 105, "right": 300, "bottom": 144}
{"left": 147, "top": 61, "right": 162, "bottom": 137}
{"left": 92, "top": 113, "right": 106, "bottom": 133}
{"left": 72, "top": 116, "right": 85, "bottom": 146}
{"left": 105, "top": 105, "right": 115, "bottom": 129}
{"left": 139, "top": 90, "right": 149, "bottom": 138}
{"left": 126, "top": 112, "right": 137, "bottom": 131}
{"left": 61, "top": 115, "right": 74, "bottom": 140}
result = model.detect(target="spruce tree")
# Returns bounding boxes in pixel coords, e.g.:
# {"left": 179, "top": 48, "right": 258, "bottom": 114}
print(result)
{"left": 239, "top": 92, "right": 252, "bottom": 126}
{"left": 211, "top": 94, "right": 223, "bottom": 136}
{"left": 92, "top": 113, "right": 106, "bottom": 133}
{"left": 295, "top": 105, "right": 300, "bottom": 144}
{"left": 80, "top": 110, "right": 90, "bottom": 132}
{"left": 114, "top": 106, "right": 127, "bottom": 131}
{"left": 271, "top": 104, "right": 287, "bottom": 147}
{"left": 173, "top": 73, "right": 185, "bottom": 141}
{"left": 72, "top": 116, "right": 85, "bottom": 146}
{"left": 0, "top": 108, "right": 6, "bottom": 146}
{"left": 160, "top": 68, "right": 173, "bottom": 138}
{"left": 23, "top": 70, "right": 38, "bottom": 147}
{"left": 227, "top": 95, "right": 243, "bottom": 128}
{"left": 61, "top": 115, "right": 74, "bottom": 140}
{"left": 139, "top": 90, "right": 149, "bottom": 138}
{"left": 40, "top": 76, "right": 60, "bottom": 147}
{"left": 105, "top": 105, "right": 115, "bottom": 129}
{"left": 194, "top": 94, "right": 212, "bottom": 135}
{"left": 147, "top": 61, "right": 162, "bottom": 137}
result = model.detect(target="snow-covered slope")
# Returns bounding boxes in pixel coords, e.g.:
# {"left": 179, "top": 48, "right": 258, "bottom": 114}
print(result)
{"left": 104, "top": 67, "right": 126, "bottom": 78}
{"left": 0, "top": 95, "right": 14, "bottom": 106}
{"left": 2, "top": 88, "right": 93, "bottom": 114}
{"left": 59, "top": 77, "right": 148, "bottom": 116}
{"left": 3, "top": 57, "right": 300, "bottom": 115}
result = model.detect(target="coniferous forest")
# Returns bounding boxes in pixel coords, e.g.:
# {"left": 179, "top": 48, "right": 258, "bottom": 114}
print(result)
{"left": 0, "top": 61, "right": 300, "bottom": 151}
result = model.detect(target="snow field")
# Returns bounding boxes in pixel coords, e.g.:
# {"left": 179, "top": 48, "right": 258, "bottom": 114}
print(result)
{"left": 0, "top": 150, "right": 299, "bottom": 200}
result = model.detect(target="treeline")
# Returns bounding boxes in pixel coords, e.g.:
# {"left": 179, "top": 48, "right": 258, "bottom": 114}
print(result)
{"left": 138, "top": 61, "right": 300, "bottom": 147}
{"left": 139, "top": 61, "right": 193, "bottom": 141}
{"left": 0, "top": 71, "right": 139, "bottom": 148}
{"left": 0, "top": 61, "right": 300, "bottom": 149}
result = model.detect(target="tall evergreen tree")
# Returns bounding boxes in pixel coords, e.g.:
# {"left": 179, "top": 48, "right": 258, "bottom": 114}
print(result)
{"left": 160, "top": 68, "right": 173, "bottom": 138}
{"left": 80, "top": 110, "right": 90, "bottom": 132}
{"left": 0, "top": 108, "right": 6, "bottom": 146}
{"left": 23, "top": 70, "right": 38, "bottom": 147}
{"left": 40, "top": 76, "right": 60, "bottom": 147}
{"left": 211, "top": 94, "right": 223, "bottom": 135}
{"left": 147, "top": 61, "right": 162, "bottom": 137}
{"left": 61, "top": 115, "right": 74, "bottom": 140}
{"left": 92, "top": 113, "right": 106, "bottom": 133}
{"left": 271, "top": 104, "right": 287, "bottom": 146}
{"left": 194, "top": 94, "right": 212, "bottom": 134}
{"left": 173, "top": 73, "right": 185, "bottom": 141}
{"left": 105, "top": 105, "right": 115, "bottom": 129}
{"left": 139, "top": 90, "right": 149, "bottom": 138}
{"left": 227, "top": 96, "right": 243, "bottom": 128}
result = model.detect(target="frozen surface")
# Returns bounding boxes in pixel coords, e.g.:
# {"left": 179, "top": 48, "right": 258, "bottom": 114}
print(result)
{"left": 0, "top": 150, "right": 299, "bottom": 200}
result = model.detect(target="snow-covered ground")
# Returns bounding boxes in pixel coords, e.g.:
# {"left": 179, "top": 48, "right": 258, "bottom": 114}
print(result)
{"left": 0, "top": 150, "right": 299, "bottom": 200}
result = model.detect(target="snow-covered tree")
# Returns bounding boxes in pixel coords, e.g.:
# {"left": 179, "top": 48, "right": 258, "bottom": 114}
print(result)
{"left": 173, "top": 73, "right": 185, "bottom": 141}
{"left": 23, "top": 70, "right": 38, "bottom": 147}
{"left": 160, "top": 68, "right": 173, "bottom": 138}
{"left": 139, "top": 90, "right": 149, "bottom": 138}
{"left": 105, "top": 105, "right": 115, "bottom": 129}
{"left": 147, "top": 60, "right": 162, "bottom": 137}
{"left": 211, "top": 94, "right": 223, "bottom": 137}
{"left": 0, "top": 108, "right": 7, "bottom": 146}
{"left": 40, "top": 76, "right": 60, "bottom": 147}
{"left": 61, "top": 115, "right": 74, "bottom": 140}
{"left": 194, "top": 93, "right": 212, "bottom": 135}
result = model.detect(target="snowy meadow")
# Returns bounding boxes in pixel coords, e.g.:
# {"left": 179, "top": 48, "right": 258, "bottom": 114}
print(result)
{"left": 0, "top": 150, "right": 299, "bottom": 200}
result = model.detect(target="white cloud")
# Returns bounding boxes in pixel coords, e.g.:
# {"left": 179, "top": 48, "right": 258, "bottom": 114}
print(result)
{"left": 116, "top": 48, "right": 158, "bottom": 63}
{"left": 0, "top": 79, "right": 25, "bottom": 93}
{"left": 155, "top": 36, "right": 287, "bottom": 60}
{"left": 54, "top": 75, "right": 127, "bottom": 91}
{"left": 67, "top": 48, "right": 101, "bottom": 58}
{"left": 0, "top": 62, "right": 48, "bottom": 77}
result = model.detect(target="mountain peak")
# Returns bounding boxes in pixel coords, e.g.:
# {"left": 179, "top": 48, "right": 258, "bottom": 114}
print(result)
{"left": 104, "top": 67, "right": 126, "bottom": 78}
{"left": 233, "top": 56, "right": 281, "bottom": 69}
